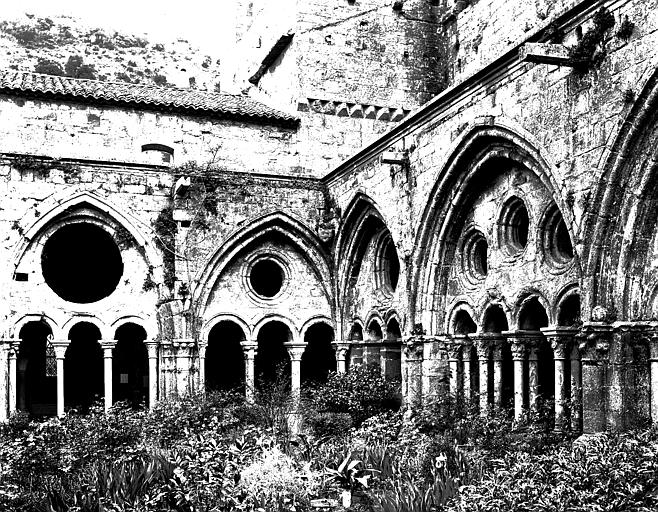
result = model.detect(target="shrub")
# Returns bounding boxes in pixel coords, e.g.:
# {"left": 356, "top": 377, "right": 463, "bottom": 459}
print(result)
{"left": 34, "top": 59, "right": 64, "bottom": 76}
{"left": 239, "top": 445, "right": 321, "bottom": 512}
{"left": 448, "top": 429, "right": 658, "bottom": 511}
{"left": 307, "top": 364, "right": 401, "bottom": 426}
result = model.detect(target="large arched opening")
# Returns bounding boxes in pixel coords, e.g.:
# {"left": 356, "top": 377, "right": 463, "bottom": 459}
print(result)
{"left": 255, "top": 321, "right": 292, "bottom": 390}
{"left": 113, "top": 323, "right": 148, "bottom": 407}
{"left": 206, "top": 321, "right": 246, "bottom": 393}
{"left": 383, "top": 317, "right": 402, "bottom": 380}
{"left": 65, "top": 322, "right": 103, "bottom": 412}
{"left": 519, "top": 297, "right": 553, "bottom": 404}
{"left": 301, "top": 322, "right": 336, "bottom": 386}
{"left": 17, "top": 321, "right": 56, "bottom": 416}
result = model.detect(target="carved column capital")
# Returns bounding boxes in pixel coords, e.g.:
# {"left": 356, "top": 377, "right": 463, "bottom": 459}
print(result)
{"left": 452, "top": 334, "right": 472, "bottom": 360}
{"left": 541, "top": 327, "right": 577, "bottom": 360}
{"left": 577, "top": 322, "right": 613, "bottom": 359}
{"left": 172, "top": 338, "right": 195, "bottom": 350}
{"left": 240, "top": 341, "right": 258, "bottom": 360}
{"left": 284, "top": 342, "right": 307, "bottom": 362}
{"left": 402, "top": 336, "right": 425, "bottom": 360}
{"left": 50, "top": 339, "right": 70, "bottom": 359}
{"left": 331, "top": 341, "right": 351, "bottom": 360}
{"left": 144, "top": 340, "right": 160, "bottom": 359}
{"left": 471, "top": 333, "right": 500, "bottom": 360}
{"left": 99, "top": 339, "right": 117, "bottom": 354}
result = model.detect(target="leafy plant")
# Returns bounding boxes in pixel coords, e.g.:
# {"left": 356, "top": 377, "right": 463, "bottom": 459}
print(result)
{"left": 569, "top": 7, "right": 615, "bottom": 70}
{"left": 325, "top": 452, "right": 378, "bottom": 491}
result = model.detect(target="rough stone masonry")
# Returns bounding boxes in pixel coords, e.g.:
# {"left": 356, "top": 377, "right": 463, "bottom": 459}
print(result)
{"left": 0, "top": 0, "right": 657, "bottom": 434}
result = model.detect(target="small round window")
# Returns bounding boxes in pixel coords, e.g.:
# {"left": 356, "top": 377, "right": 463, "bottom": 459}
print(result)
{"left": 499, "top": 196, "right": 529, "bottom": 256}
{"left": 462, "top": 229, "right": 488, "bottom": 282}
{"left": 542, "top": 205, "right": 573, "bottom": 267}
{"left": 249, "top": 258, "right": 285, "bottom": 298}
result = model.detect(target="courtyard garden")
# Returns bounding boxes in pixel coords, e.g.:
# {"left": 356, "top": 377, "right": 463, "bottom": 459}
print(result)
{"left": 1, "top": 364, "right": 657, "bottom": 512}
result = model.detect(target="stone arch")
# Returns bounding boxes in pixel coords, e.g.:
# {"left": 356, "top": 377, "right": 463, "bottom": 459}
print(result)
{"left": 206, "top": 319, "right": 247, "bottom": 393}
{"left": 16, "top": 319, "right": 56, "bottom": 415}
{"left": 364, "top": 313, "right": 384, "bottom": 340}
{"left": 12, "top": 314, "right": 61, "bottom": 340}
{"left": 253, "top": 314, "right": 299, "bottom": 342}
{"left": 412, "top": 123, "right": 578, "bottom": 336}
{"left": 481, "top": 303, "right": 510, "bottom": 333}
{"left": 113, "top": 322, "right": 148, "bottom": 406}
{"left": 554, "top": 284, "right": 581, "bottom": 327}
{"left": 12, "top": 189, "right": 159, "bottom": 275}
{"left": 255, "top": 319, "right": 293, "bottom": 389}
{"left": 111, "top": 315, "right": 156, "bottom": 341}
{"left": 301, "top": 319, "right": 336, "bottom": 385}
{"left": 202, "top": 313, "right": 252, "bottom": 342}
{"left": 334, "top": 193, "right": 400, "bottom": 338}
{"left": 584, "top": 64, "right": 658, "bottom": 320}
{"left": 65, "top": 320, "right": 103, "bottom": 411}
{"left": 446, "top": 301, "right": 477, "bottom": 334}
{"left": 62, "top": 315, "right": 109, "bottom": 340}
{"left": 517, "top": 296, "right": 550, "bottom": 330}
{"left": 514, "top": 290, "right": 552, "bottom": 328}
{"left": 196, "top": 211, "right": 332, "bottom": 316}
{"left": 386, "top": 315, "right": 402, "bottom": 339}
{"left": 300, "top": 315, "right": 335, "bottom": 341}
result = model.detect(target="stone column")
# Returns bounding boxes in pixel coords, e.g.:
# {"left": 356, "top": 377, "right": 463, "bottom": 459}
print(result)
{"left": 570, "top": 343, "right": 582, "bottom": 432}
{"left": 578, "top": 322, "right": 613, "bottom": 433}
{"left": 241, "top": 341, "right": 258, "bottom": 403}
{"left": 504, "top": 331, "right": 528, "bottom": 421}
{"left": 542, "top": 328, "right": 576, "bottom": 431}
{"left": 380, "top": 341, "right": 402, "bottom": 380}
{"left": 173, "top": 338, "right": 194, "bottom": 396}
{"left": 100, "top": 340, "right": 116, "bottom": 412}
{"left": 332, "top": 341, "right": 351, "bottom": 374}
{"left": 197, "top": 342, "right": 207, "bottom": 394}
{"left": 51, "top": 340, "right": 70, "bottom": 418}
{"left": 144, "top": 341, "right": 159, "bottom": 408}
{"left": 445, "top": 335, "right": 460, "bottom": 398}
{"left": 527, "top": 338, "right": 540, "bottom": 411}
{"left": 472, "top": 335, "right": 491, "bottom": 415}
{"left": 455, "top": 335, "right": 472, "bottom": 403}
{"left": 650, "top": 330, "right": 658, "bottom": 424}
{"left": 402, "top": 336, "right": 425, "bottom": 408}
{"left": 0, "top": 340, "right": 10, "bottom": 421}
{"left": 7, "top": 342, "right": 17, "bottom": 416}
{"left": 284, "top": 343, "right": 307, "bottom": 404}
{"left": 491, "top": 336, "right": 505, "bottom": 406}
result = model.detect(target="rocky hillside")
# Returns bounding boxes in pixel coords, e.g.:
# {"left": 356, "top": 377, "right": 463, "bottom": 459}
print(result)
{"left": 0, "top": 13, "right": 223, "bottom": 91}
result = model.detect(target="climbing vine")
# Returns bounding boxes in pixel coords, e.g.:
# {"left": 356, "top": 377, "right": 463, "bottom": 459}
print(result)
{"left": 569, "top": 7, "right": 615, "bottom": 70}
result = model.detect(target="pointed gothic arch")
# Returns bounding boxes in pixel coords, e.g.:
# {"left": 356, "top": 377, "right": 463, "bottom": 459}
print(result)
{"left": 583, "top": 64, "right": 658, "bottom": 320}
{"left": 412, "top": 123, "right": 579, "bottom": 335}
{"left": 195, "top": 211, "right": 333, "bottom": 317}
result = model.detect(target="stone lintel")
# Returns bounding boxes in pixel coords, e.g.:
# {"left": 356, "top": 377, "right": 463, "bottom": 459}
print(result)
{"left": 519, "top": 43, "right": 572, "bottom": 66}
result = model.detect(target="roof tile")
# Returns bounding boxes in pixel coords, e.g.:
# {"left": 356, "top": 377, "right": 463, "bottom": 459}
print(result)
{"left": 0, "top": 70, "right": 298, "bottom": 124}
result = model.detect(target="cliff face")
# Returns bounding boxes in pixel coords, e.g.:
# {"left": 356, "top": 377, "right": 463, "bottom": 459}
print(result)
{"left": 0, "top": 14, "right": 223, "bottom": 91}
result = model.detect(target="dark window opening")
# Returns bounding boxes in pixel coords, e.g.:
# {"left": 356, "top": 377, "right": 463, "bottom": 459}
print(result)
{"left": 113, "top": 323, "right": 148, "bottom": 407}
{"left": 65, "top": 322, "right": 103, "bottom": 412}
{"left": 557, "top": 294, "right": 581, "bottom": 327}
{"left": 14, "top": 272, "right": 28, "bottom": 281}
{"left": 500, "top": 197, "right": 530, "bottom": 255}
{"left": 302, "top": 323, "right": 336, "bottom": 385}
{"left": 453, "top": 310, "right": 477, "bottom": 334}
{"left": 42, "top": 223, "right": 123, "bottom": 303}
{"left": 206, "top": 321, "right": 246, "bottom": 393}
{"left": 255, "top": 321, "right": 291, "bottom": 390}
{"left": 483, "top": 304, "right": 509, "bottom": 333}
{"left": 18, "top": 322, "right": 56, "bottom": 416}
{"left": 383, "top": 237, "right": 400, "bottom": 291}
{"left": 519, "top": 297, "right": 549, "bottom": 330}
{"left": 250, "top": 259, "right": 284, "bottom": 298}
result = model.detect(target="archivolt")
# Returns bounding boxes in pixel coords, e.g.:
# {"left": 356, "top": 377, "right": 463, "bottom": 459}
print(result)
{"left": 412, "top": 123, "right": 574, "bottom": 335}
{"left": 583, "top": 63, "right": 658, "bottom": 320}
{"left": 12, "top": 189, "right": 160, "bottom": 273}
{"left": 195, "top": 211, "right": 333, "bottom": 316}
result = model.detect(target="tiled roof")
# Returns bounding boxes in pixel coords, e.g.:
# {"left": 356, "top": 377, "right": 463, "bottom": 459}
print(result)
{"left": 0, "top": 71, "right": 298, "bottom": 125}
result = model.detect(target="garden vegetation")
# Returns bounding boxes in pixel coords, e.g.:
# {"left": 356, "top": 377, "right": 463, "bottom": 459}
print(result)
{"left": 0, "top": 364, "right": 656, "bottom": 511}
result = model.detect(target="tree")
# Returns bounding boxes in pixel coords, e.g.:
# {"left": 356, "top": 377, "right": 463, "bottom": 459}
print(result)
{"left": 34, "top": 59, "right": 64, "bottom": 76}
